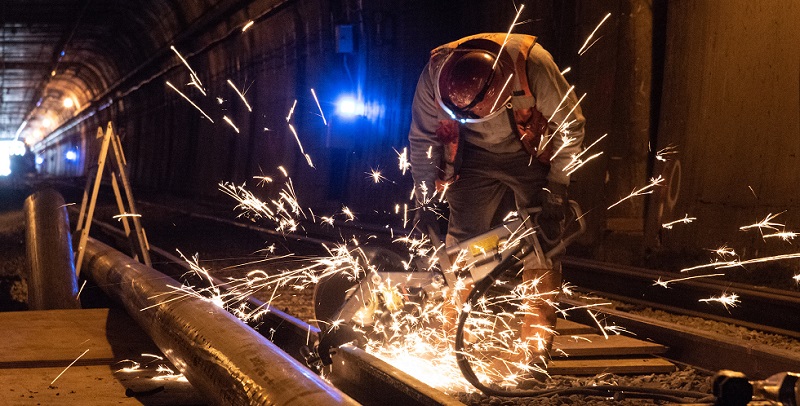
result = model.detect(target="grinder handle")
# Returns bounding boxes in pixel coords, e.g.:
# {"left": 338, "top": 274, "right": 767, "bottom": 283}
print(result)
{"left": 543, "top": 200, "right": 586, "bottom": 259}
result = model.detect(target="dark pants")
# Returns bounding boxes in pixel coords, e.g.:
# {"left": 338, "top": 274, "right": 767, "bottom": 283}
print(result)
{"left": 446, "top": 142, "right": 558, "bottom": 360}
{"left": 446, "top": 143, "right": 548, "bottom": 245}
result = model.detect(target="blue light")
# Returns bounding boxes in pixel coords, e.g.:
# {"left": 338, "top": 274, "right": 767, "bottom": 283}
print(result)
{"left": 35, "top": 156, "right": 44, "bottom": 165}
{"left": 335, "top": 95, "right": 365, "bottom": 118}
{"left": 65, "top": 150, "right": 78, "bottom": 161}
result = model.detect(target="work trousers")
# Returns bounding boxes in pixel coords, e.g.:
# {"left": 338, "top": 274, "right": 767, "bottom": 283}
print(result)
{"left": 446, "top": 142, "right": 549, "bottom": 245}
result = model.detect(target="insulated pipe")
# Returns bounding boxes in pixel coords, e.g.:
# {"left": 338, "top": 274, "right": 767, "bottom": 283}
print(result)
{"left": 81, "top": 237, "right": 358, "bottom": 406}
{"left": 24, "top": 188, "right": 80, "bottom": 310}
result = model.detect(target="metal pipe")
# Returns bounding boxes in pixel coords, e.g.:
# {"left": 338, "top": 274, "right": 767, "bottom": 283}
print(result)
{"left": 81, "top": 237, "right": 358, "bottom": 406}
{"left": 24, "top": 188, "right": 80, "bottom": 310}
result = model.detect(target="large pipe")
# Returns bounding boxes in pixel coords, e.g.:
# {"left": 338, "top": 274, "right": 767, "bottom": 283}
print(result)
{"left": 81, "top": 237, "right": 358, "bottom": 406}
{"left": 24, "top": 188, "right": 80, "bottom": 310}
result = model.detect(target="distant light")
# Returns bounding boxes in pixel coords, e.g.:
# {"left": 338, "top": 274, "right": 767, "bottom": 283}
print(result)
{"left": 35, "top": 156, "right": 44, "bottom": 165}
{"left": 335, "top": 95, "right": 365, "bottom": 118}
{"left": 51, "top": 70, "right": 56, "bottom": 76}
{"left": 65, "top": 150, "right": 78, "bottom": 161}
{"left": 63, "top": 97, "right": 74, "bottom": 108}
{"left": 42, "top": 118, "right": 52, "bottom": 128}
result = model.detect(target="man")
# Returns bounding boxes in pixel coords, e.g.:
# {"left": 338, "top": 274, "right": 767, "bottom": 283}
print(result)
{"left": 408, "top": 33, "right": 585, "bottom": 379}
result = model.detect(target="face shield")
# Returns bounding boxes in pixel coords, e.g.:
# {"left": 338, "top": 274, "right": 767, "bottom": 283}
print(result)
{"left": 430, "top": 40, "right": 516, "bottom": 124}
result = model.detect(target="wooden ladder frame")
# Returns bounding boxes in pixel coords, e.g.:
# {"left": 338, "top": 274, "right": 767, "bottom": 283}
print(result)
{"left": 74, "top": 122, "right": 151, "bottom": 276}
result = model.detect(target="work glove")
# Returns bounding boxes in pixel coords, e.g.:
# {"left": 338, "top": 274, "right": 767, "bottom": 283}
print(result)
{"left": 413, "top": 204, "right": 441, "bottom": 238}
{"left": 538, "top": 182, "right": 569, "bottom": 244}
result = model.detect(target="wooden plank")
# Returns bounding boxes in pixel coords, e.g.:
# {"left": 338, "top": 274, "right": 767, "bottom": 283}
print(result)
{"left": 548, "top": 357, "right": 677, "bottom": 375}
{"left": 554, "top": 318, "right": 597, "bottom": 335}
{"left": 0, "top": 364, "right": 204, "bottom": 406}
{"left": 553, "top": 334, "right": 667, "bottom": 357}
{"left": 0, "top": 308, "right": 160, "bottom": 368}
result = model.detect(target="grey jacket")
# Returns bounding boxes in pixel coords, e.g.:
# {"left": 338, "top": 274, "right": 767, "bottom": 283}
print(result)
{"left": 408, "top": 41, "right": 585, "bottom": 205}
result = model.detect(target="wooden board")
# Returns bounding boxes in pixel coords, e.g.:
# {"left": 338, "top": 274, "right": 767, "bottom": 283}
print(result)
{"left": 554, "top": 318, "right": 597, "bottom": 335}
{"left": 553, "top": 334, "right": 667, "bottom": 357}
{"left": 548, "top": 357, "right": 677, "bottom": 375}
{"left": 0, "top": 308, "right": 160, "bottom": 368}
{"left": 0, "top": 364, "right": 204, "bottom": 406}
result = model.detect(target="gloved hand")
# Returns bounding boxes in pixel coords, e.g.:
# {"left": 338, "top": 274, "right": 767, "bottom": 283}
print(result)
{"left": 538, "top": 182, "right": 569, "bottom": 243}
{"left": 413, "top": 204, "right": 441, "bottom": 238}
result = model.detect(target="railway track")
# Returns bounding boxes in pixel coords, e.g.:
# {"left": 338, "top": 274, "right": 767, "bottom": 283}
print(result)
{"left": 69, "top": 192, "right": 800, "bottom": 405}
{"left": 562, "top": 257, "right": 800, "bottom": 339}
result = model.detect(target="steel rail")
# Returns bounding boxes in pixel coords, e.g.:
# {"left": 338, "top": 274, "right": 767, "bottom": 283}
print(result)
{"left": 81, "top": 236, "right": 359, "bottom": 406}
{"left": 560, "top": 297, "right": 800, "bottom": 380}
{"left": 562, "top": 257, "right": 800, "bottom": 338}
{"left": 84, "top": 215, "right": 465, "bottom": 406}
{"left": 24, "top": 188, "right": 80, "bottom": 310}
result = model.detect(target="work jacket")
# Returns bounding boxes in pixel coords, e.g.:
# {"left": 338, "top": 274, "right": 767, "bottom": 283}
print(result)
{"left": 408, "top": 33, "right": 585, "bottom": 205}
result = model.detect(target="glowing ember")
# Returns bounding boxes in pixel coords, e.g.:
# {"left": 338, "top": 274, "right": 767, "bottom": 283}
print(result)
{"left": 699, "top": 292, "right": 740, "bottom": 310}
{"left": 578, "top": 13, "right": 612, "bottom": 56}
{"left": 662, "top": 214, "right": 696, "bottom": 229}
{"left": 608, "top": 175, "right": 664, "bottom": 210}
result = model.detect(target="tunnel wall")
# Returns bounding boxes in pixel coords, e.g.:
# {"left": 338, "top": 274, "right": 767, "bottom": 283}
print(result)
{"left": 644, "top": 1, "right": 800, "bottom": 262}
{"left": 35, "top": 0, "right": 625, "bottom": 233}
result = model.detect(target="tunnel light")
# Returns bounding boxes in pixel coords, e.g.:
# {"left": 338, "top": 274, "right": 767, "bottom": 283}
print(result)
{"left": 63, "top": 97, "right": 74, "bottom": 108}
{"left": 65, "top": 150, "right": 78, "bottom": 161}
{"left": 335, "top": 95, "right": 365, "bottom": 118}
{"left": 35, "top": 156, "right": 44, "bottom": 165}
{"left": 42, "top": 118, "right": 52, "bottom": 128}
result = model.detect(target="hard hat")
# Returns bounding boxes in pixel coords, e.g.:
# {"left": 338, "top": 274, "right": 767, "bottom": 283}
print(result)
{"left": 434, "top": 38, "right": 515, "bottom": 122}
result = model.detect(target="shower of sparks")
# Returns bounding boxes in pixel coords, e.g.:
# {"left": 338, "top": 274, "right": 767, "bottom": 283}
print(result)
{"left": 547, "top": 85, "right": 576, "bottom": 123}
{"left": 163, "top": 176, "right": 619, "bottom": 392}
{"left": 680, "top": 260, "right": 737, "bottom": 273}
{"left": 286, "top": 99, "right": 297, "bottom": 122}
{"left": 662, "top": 214, "right": 696, "bottom": 229}
{"left": 748, "top": 186, "right": 758, "bottom": 199}
{"left": 242, "top": 20, "right": 254, "bottom": 32}
{"left": 50, "top": 349, "right": 90, "bottom": 386}
{"left": 112, "top": 213, "right": 142, "bottom": 220}
{"left": 396, "top": 147, "right": 411, "bottom": 175}
{"left": 166, "top": 81, "right": 215, "bottom": 123}
{"left": 739, "top": 212, "right": 786, "bottom": 234}
{"left": 762, "top": 231, "right": 799, "bottom": 242}
{"left": 310, "top": 89, "right": 327, "bottom": 126}
{"left": 170, "top": 46, "right": 205, "bottom": 95}
{"left": 540, "top": 91, "right": 587, "bottom": 160}
{"left": 655, "top": 144, "right": 679, "bottom": 162}
{"left": 76, "top": 279, "right": 87, "bottom": 300}
{"left": 717, "top": 252, "right": 800, "bottom": 268}
{"left": 492, "top": 4, "right": 525, "bottom": 71}
{"left": 564, "top": 133, "right": 606, "bottom": 176}
{"left": 794, "top": 274, "right": 800, "bottom": 284}
{"left": 288, "top": 124, "right": 314, "bottom": 167}
{"left": 560, "top": 67, "right": 571, "bottom": 76}
{"left": 341, "top": 206, "right": 356, "bottom": 221}
{"left": 227, "top": 79, "right": 253, "bottom": 112}
{"left": 223, "top": 115, "right": 240, "bottom": 133}
{"left": 681, "top": 251, "right": 800, "bottom": 273}
{"left": 219, "top": 178, "right": 305, "bottom": 233}
{"left": 115, "top": 355, "right": 187, "bottom": 382}
{"left": 491, "top": 74, "right": 515, "bottom": 113}
{"left": 368, "top": 168, "right": 394, "bottom": 184}
{"left": 577, "top": 12, "right": 612, "bottom": 56}
{"left": 699, "top": 292, "right": 740, "bottom": 310}
{"left": 608, "top": 175, "right": 664, "bottom": 210}
{"left": 653, "top": 273, "right": 725, "bottom": 288}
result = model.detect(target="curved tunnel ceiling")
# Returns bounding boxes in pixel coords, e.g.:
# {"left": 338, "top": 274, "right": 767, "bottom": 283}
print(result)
{"left": 0, "top": 0, "right": 216, "bottom": 143}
